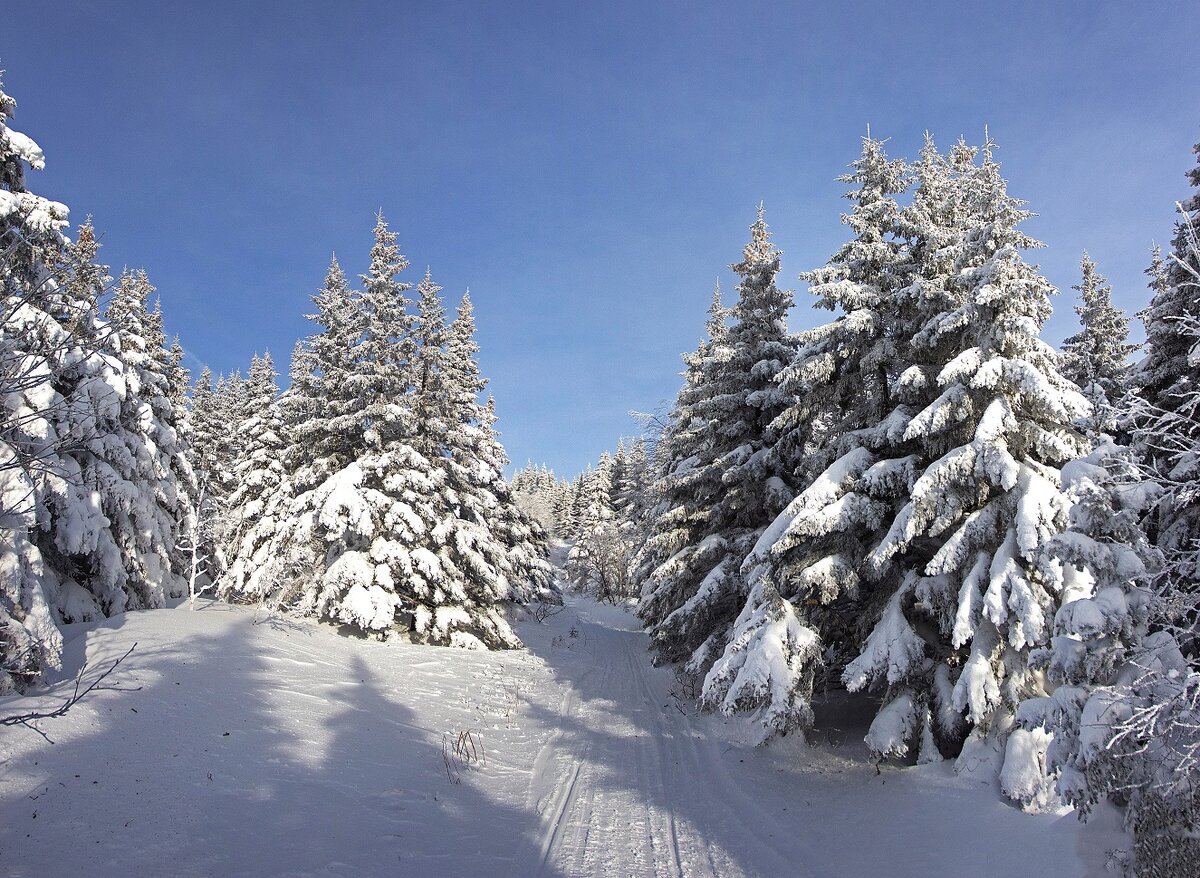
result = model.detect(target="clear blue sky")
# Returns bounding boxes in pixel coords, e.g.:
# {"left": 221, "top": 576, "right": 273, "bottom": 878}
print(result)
{"left": 6, "top": 1, "right": 1198, "bottom": 478}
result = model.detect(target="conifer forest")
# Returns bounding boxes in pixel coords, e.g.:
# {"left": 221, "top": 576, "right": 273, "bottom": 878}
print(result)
{"left": 2, "top": 6, "right": 1199, "bottom": 877}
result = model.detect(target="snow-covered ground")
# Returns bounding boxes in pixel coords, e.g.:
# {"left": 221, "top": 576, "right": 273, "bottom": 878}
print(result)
{"left": 0, "top": 595, "right": 1123, "bottom": 877}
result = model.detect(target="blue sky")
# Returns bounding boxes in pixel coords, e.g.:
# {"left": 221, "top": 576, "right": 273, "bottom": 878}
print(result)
{"left": 6, "top": 1, "right": 1198, "bottom": 478}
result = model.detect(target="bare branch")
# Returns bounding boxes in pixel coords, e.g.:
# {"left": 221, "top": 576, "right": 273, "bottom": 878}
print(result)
{"left": 0, "top": 643, "right": 140, "bottom": 738}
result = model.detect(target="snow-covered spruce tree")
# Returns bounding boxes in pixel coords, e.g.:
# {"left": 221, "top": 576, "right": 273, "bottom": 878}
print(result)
{"left": 240, "top": 220, "right": 549, "bottom": 648}
{"left": 284, "top": 256, "right": 365, "bottom": 493}
{"left": 511, "top": 461, "right": 566, "bottom": 535}
{"left": 638, "top": 208, "right": 796, "bottom": 677}
{"left": 410, "top": 268, "right": 446, "bottom": 457}
{"left": 611, "top": 437, "right": 655, "bottom": 567}
{"left": 1027, "top": 409, "right": 1200, "bottom": 871}
{"left": 146, "top": 302, "right": 197, "bottom": 565}
{"left": 92, "top": 268, "right": 191, "bottom": 606}
{"left": 1012, "top": 152, "right": 1200, "bottom": 875}
{"left": 550, "top": 472, "right": 574, "bottom": 534}
{"left": 355, "top": 212, "right": 416, "bottom": 451}
{"left": 702, "top": 135, "right": 912, "bottom": 739}
{"left": 1, "top": 72, "right": 193, "bottom": 688}
{"left": 261, "top": 219, "right": 432, "bottom": 636}
{"left": 1134, "top": 142, "right": 1200, "bottom": 438}
{"left": 629, "top": 283, "right": 727, "bottom": 592}
{"left": 0, "top": 80, "right": 77, "bottom": 687}
{"left": 165, "top": 338, "right": 190, "bottom": 431}
{"left": 220, "top": 340, "right": 315, "bottom": 601}
{"left": 1099, "top": 210, "right": 1200, "bottom": 878}
{"left": 1132, "top": 144, "right": 1200, "bottom": 639}
{"left": 433, "top": 294, "right": 555, "bottom": 625}
{"left": 188, "top": 366, "right": 216, "bottom": 472}
{"left": 1016, "top": 438, "right": 1161, "bottom": 810}
{"left": 1060, "top": 253, "right": 1135, "bottom": 437}
{"left": 567, "top": 449, "right": 635, "bottom": 601}
{"left": 570, "top": 468, "right": 597, "bottom": 540}
{"left": 193, "top": 368, "right": 249, "bottom": 484}
{"left": 187, "top": 366, "right": 250, "bottom": 586}
{"left": 848, "top": 138, "right": 1089, "bottom": 793}
{"left": 221, "top": 352, "right": 284, "bottom": 601}
{"left": 221, "top": 258, "right": 361, "bottom": 605}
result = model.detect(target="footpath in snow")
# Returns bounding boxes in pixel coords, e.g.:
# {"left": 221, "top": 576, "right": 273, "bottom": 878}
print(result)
{"left": 0, "top": 595, "right": 1120, "bottom": 877}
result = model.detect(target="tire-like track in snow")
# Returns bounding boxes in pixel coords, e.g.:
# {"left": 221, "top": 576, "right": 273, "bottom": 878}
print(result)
{"left": 515, "top": 598, "right": 805, "bottom": 878}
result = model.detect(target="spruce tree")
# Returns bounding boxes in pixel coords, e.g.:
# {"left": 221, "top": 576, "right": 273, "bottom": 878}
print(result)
{"left": 1133, "top": 142, "right": 1200, "bottom": 637}
{"left": 1136, "top": 143, "right": 1200, "bottom": 430}
{"left": 1017, "top": 439, "right": 1160, "bottom": 809}
{"left": 260, "top": 231, "right": 420, "bottom": 635}
{"left": 1060, "top": 253, "right": 1135, "bottom": 436}
{"left": 286, "top": 256, "right": 365, "bottom": 491}
{"left": 703, "top": 135, "right": 911, "bottom": 738}
{"left": 0, "top": 92, "right": 77, "bottom": 686}
{"left": 94, "top": 268, "right": 191, "bottom": 606}
{"left": 222, "top": 352, "right": 285, "bottom": 599}
{"left": 188, "top": 365, "right": 242, "bottom": 586}
{"left": 612, "top": 437, "right": 653, "bottom": 558}
{"left": 240, "top": 221, "right": 550, "bottom": 647}
{"left": 849, "top": 139, "right": 1088, "bottom": 786}
{"left": 631, "top": 282, "right": 728, "bottom": 593}
{"left": 638, "top": 208, "right": 796, "bottom": 675}
{"left": 1, "top": 73, "right": 191, "bottom": 686}
{"left": 1052, "top": 168, "right": 1200, "bottom": 868}
{"left": 433, "top": 294, "right": 555, "bottom": 626}
{"left": 410, "top": 268, "right": 447, "bottom": 455}
{"left": 511, "top": 461, "right": 565, "bottom": 534}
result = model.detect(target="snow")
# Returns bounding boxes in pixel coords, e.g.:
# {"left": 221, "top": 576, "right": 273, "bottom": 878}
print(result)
{"left": 0, "top": 595, "right": 1122, "bottom": 877}
{"left": 4, "top": 129, "right": 46, "bottom": 169}
{"left": 843, "top": 583, "right": 926, "bottom": 691}
{"left": 865, "top": 691, "right": 919, "bottom": 759}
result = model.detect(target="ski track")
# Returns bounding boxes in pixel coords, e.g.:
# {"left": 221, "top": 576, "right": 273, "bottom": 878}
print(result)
{"left": 521, "top": 598, "right": 801, "bottom": 878}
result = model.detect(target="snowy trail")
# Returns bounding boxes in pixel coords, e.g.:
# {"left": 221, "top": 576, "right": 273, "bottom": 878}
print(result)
{"left": 514, "top": 598, "right": 808, "bottom": 878}
{"left": 0, "top": 597, "right": 1119, "bottom": 877}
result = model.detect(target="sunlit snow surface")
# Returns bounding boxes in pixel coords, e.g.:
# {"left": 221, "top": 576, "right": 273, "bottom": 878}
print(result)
{"left": 0, "top": 596, "right": 1122, "bottom": 877}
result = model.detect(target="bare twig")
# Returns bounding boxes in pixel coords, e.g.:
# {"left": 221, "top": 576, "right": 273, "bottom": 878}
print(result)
{"left": 0, "top": 643, "right": 140, "bottom": 739}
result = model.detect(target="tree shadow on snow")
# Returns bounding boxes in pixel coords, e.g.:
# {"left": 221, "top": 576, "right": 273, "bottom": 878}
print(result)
{"left": 0, "top": 605, "right": 564, "bottom": 878}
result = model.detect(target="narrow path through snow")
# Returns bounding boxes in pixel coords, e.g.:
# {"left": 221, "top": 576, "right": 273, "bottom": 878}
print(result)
{"left": 513, "top": 596, "right": 802, "bottom": 878}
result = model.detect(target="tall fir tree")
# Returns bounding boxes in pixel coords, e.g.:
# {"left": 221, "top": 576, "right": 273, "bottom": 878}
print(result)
{"left": 638, "top": 208, "right": 796, "bottom": 677}
{"left": 1, "top": 74, "right": 191, "bottom": 686}
{"left": 0, "top": 94, "right": 78, "bottom": 686}
{"left": 410, "top": 268, "right": 447, "bottom": 456}
{"left": 94, "top": 268, "right": 192, "bottom": 607}
{"left": 1060, "top": 253, "right": 1135, "bottom": 436}
{"left": 846, "top": 139, "right": 1088, "bottom": 790}
{"left": 1135, "top": 143, "right": 1200, "bottom": 431}
{"left": 631, "top": 281, "right": 728, "bottom": 591}
{"left": 230, "top": 221, "right": 551, "bottom": 647}
{"left": 703, "top": 135, "right": 912, "bottom": 738}
{"left": 436, "top": 294, "right": 555, "bottom": 618}
{"left": 222, "top": 352, "right": 285, "bottom": 599}
{"left": 1133, "top": 142, "right": 1200, "bottom": 640}
{"left": 285, "top": 256, "right": 366, "bottom": 492}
